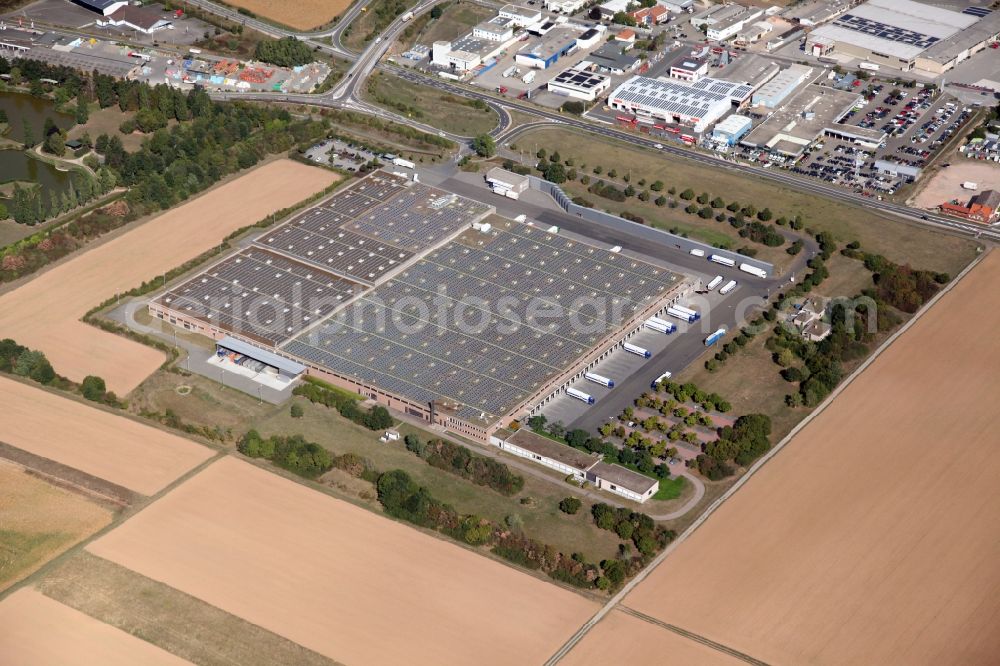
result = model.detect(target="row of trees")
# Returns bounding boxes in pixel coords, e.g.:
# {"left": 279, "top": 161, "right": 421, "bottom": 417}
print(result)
{"left": 6, "top": 168, "right": 115, "bottom": 226}
{"left": 0, "top": 338, "right": 118, "bottom": 405}
{"left": 591, "top": 503, "right": 675, "bottom": 559}
{"left": 254, "top": 37, "right": 315, "bottom": 67}
{"left": 292, "top": 380, "right": 395, "bottom": 431}
{"left": 694, "top": 414, "right": 773, "bottom": 480}
{"left": 403, "top": 434, "right": 524, "bottom": 496}
{"left": 239, "top": 431, "right": 334, "bottom": 478}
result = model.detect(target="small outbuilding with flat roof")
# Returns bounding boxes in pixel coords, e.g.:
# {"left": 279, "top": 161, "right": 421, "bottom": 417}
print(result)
{"left": 495, "top": 429, "right": 600, "bottom": 480}
{"left": 548, "top": 65, "right": 611, "bottom": 101}
{"left": 587, "top": 462, "right": 659, "bottom": 503}
{"left": 485, "top": 167, "right": 530, "bottom": 197}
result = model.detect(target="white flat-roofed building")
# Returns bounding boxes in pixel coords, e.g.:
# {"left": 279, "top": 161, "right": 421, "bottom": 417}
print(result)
{"left": 598, "top": 0, "right": 632, "bottom": 18}
{"left": 432, "top": 40, "right": 482, "bottom": 71}
{"left": 667, "top": 50, "right": 709, "bottom": 82}
{"left": 473, "top": 16, "right": 515, "bottom": 42}
{"left": 499, "top": 4, "right": 542, "bottom": 26}
{"left": 575, "top": 26, "right": 605, "bottom": 50}
{"left": 751, "top": 63, "right": 811, "bottom": 109}
{"left": 485, "top": 167, "right": 530, "bottom": 195}
{"left": 493, "top": 429, "right": 599, "bottom": 480}
{"left": 608, "top": 75, "right": 750, "bottom": 132}
{"left": 692, "top": 3, "right": 764, "bottom": 41}
{"left": 587, "top": 462, "right": 659, "bottom": 503}
{"left": 548, "top": 65, "right": 611, "bottom": 101}
{"left": 712, "top": 113, "right": 753, "bottom": 146}
{"left": 515, "top": 28, "right": 579, "bottom": 69}
{"left": 805, "top": 0, "right": 979, "bottom": 72}
{"left": 544, "top": 0, "right": 586, "bottom": 14}
{"left": 735, "top": 20, "right": 772, "bottom": 46}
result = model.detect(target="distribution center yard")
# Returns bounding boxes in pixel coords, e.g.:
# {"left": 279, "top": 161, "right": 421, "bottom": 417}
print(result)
{"left": 514, "top": 128, "right": 980, "bottom": 276}
{"left": 221, "top": 0, "right": 353, "bottom": 30}
{"left": 0, "top": 160, "right": 339, "bottom": 396}
{"left": 0, "top": 587, "right": 191, "bottom": 666}
{"left": 0, "top": 460, "right": 112, "bottom": 591}
{"left": 0, "top": 377, "right": 213, "bottom": 495}
{"left": 86, "top": 456, "right": 598, "bottom": 666}
{"left": 621, "top": 250, "right": 1000, "bottom": 665}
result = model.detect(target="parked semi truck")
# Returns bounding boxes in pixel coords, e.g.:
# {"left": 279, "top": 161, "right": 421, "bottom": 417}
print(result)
{"left": 392, "top": 157, "right": 415, "bottom": 169}
{"left": 739, "top": 263, "right": 767, "bottom": 278}
{"left": 719, "top": 279, "right": 738, "bottom": 295}
{"left": 709, "top": 254, "right": 736, "bottom": 267}
{"left": 650, "top": 370, "right": 672, "bottom": 389}
{"left": 522, "top": 70, "right": 536, "bottom": 84}
{"left": 623, "top": 342, "right": 651, "bottom": 359}
{"left": 706, "top": 275, "right": 723, "bottom": 290}
{"left": 584, "top": 372, "right": 615, "bottom": 388}
{"left": 644, "top": 317, "right": 676, "bottom": 334}
{"left": 704, "top": 327, "right": 727, "bottom": 346}
{"left": 566, "top": 387, "right": 595, "bottom": 404}
{"left": 666, "top": 305, "right": 700, "bottom": 323}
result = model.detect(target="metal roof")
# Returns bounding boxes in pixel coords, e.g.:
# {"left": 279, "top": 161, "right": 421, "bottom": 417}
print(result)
{"left": 217, "top": 336, "right": 307, "bottom": 375}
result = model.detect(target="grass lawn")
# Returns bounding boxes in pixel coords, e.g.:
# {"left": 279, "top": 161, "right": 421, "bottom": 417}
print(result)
{"left": 815, "top": 252, "right": 875, "bottom": 300}
{"left": 651, "top": 475, "right": 687, "bottom": 502}
{"left": 679, "top": 332, "right": 805, "bottom": 443}
{"left": 401, "top": 1, "right": 494, "bottom": 47}
{"left": 38, "top": 552, "right": 338, "bottom": 666}
{"left": 67, "top": 106, "right": 146, "bottom": 152}
{"left": 254, "top": 398, "right": 625, "bottom": 563}
{"left": 343, "top": 0, "right": 420, "bottom": 52}
{"left": 365, "top": 71, "right": 499, "bottom": 137}
{"left": 513, "top": 127, "right": 982, "bottom": 275}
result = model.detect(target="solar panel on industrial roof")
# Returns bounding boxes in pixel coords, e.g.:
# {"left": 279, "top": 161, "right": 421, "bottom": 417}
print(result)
{"left": 283, "top": 222, "right": 681, "bottom": 422}
{"left": 835, "top": 13, "right": 940, "bottom": 48}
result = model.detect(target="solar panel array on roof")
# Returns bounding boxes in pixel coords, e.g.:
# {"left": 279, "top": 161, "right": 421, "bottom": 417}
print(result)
{"left": 963, "top": 6, "right": 991, "bottom": 18}
{"left": 154, "top": 247, "right": 360, "bottom": 346}
{"left": 552, "top": 67, "right": 608, "bottom": 90}
{"left": 253, "top": 171, "right": 490, "bottom": 285}
{"left": 285, "top": 221, "right": 682, "bottom": 422}
{"left": 834, "top": 13, "right": 940, "bottom": 49}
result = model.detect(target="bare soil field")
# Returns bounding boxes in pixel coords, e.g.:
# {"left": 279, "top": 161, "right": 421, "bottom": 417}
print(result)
{"left": 624, "top": 250, "right": 1000, "bottom": 665}
{"left": 0, "top": 160, "right": 338, "bottom": 395}
{"left": 0, "top": 587, "right": 191, "bottom": 666}
{"left": 912, "top": 161, "right": 1000, "bottom": 209}
{"left": 0, "top": 377, "right": 213, "bottom": 495}
{"left": 38, "top": 552, "right": 339, "bottom": 666}
{"left": 0, "top": 461, "right": 112, "bottom": 591}
{"left": 561, "top": 609, "right": 742, "bottom": 666}
{"left": 87, "top": 456, "right": 597, "bottom": 666}
{"left": 224, "top": 0, "right": 353, "bottom": 30}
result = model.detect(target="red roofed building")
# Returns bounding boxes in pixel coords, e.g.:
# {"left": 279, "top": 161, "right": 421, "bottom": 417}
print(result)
{"left": 940, "top": 189, "right": 1000, "bottom": 224}
{"left": 631, "top": 4, "right": 670, "bottom": 26}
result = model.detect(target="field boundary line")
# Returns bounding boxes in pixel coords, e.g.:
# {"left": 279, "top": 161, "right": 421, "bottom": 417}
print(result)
{"left": 617, "top": 606, "right": 769, "bottom": 666}
{"left": 545, "top": 247, "right": 991, "bottom": 665}
{"left": 0, "top": 450, "right": 227, "bottom": 604}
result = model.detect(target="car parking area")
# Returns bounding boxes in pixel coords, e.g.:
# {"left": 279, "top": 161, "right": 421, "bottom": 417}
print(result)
{"left": 304, "top": 139, "right": 379, "bottom": 172}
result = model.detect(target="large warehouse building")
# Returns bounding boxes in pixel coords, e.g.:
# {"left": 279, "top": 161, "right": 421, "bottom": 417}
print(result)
{"left": 806, "top": 0, "right": 1000, "bottom": 74}
{"left": 608, "top": 75, "right": 753, "bottom": 133}
{"left": 151, "top": 171, "right": 693, "bottom": 444}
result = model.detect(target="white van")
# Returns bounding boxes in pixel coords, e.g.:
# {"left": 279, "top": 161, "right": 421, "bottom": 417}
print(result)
{"left": 689, "top": 248, "right": 706, "bottom": 257}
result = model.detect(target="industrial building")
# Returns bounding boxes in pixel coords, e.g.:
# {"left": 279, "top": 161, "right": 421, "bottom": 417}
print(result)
{"left": 484, "top": 167, "right": 530, "bottom": 197}
{"left": 751, "top": 64, "right": 812, "bottom": 109}
{"left": 666, "top": 49, "right": 709, "bottom": 82}
{"left": 873, "top": 159, "right": 921, "bottom": 180}
{"left": 432, "top": 40, "right": 484, "bottom": 71}
{"left": 516, "top": 28, "right": 578, "bottom": 69}
{"left": 544, "top": 0, "right": 587, "bottom": 14}
{"left": 575, "top": 26, "right": 604, "bottom": 50}
{"left": 783, "top": 0, "right": 853, "bottom": 27}
{"left": 547, "top": 65, "right": 611, "bottom": 101}
{"left": 806, "top": 0, "right": 1000, "bottom": 74}
{"left": 608, "top": 76, "right": 753, "bottom": 133}
{"left": 491, "top": 429, "right": 660, "bottom": 503}
{"left": 473, "top": 16, "right": 515, "bottom": 42}
{"left": 588, "top": 42, "right": 641, "bottom": 75}
{"left": 96, "top": 5, "right": 173, "bottom": 34}
{"left": 742, "top": 84, "right": 862, "bottom": 157}
{"left": 711, "top": 114, "right": 753, "bottom": 147}
{"left": 498, "top": 4, "right": 542, "bottom": 27}
{"left": 734, "top": 20, "right": 772, "bottom": 47}
{"left": 72, "top": 0, "right": 127, "bottom": 16}
{"left": 691, "top": 3, "right": 764, "bottom": 42}
{"left": 940, "top": 189, "right": 1000, "bottom": 224}
{"left": 152, "top": 170, "right": 692, "bottom": 445}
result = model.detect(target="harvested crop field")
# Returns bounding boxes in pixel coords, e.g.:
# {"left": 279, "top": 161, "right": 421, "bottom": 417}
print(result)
{"left": 224, "top": 0, "right": 353, "bottom": 30}
{"left": 87, "top": 456, "right": 597, "bottom": 666}
{"left": 0, "top": 587, "right": 191, "bottom": 666}
{"left": 622, "top": 250, "right": 1000, "bottom": 665}
{"left": 561, "top": 609, "right": 742, "bottom": 666}
{"left": 0, "top": 377, "right": 213, "bottom": 496}
{"left": 0, "top": 460, "right": 112, "bottom": 591}
{"left": 0, "top": 160, "right": 339, "bottom": 396}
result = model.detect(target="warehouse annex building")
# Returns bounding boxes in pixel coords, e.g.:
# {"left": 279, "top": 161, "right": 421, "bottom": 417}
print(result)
{"left": 608, "top": 75, "right": 753, "bottom": 133}
{"left": 805, "top": 0, "right": 1000, "bottom": 74}
{"left": 151, "top": 170, "right": 694, "bottom": 445}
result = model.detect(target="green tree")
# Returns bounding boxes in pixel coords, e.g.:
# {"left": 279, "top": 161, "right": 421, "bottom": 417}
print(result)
{"left": 290, "top": 402, "right": 304, "bottom": 418}
{"left": 559, "top": 497, "right": 582, "bottom": 514}
{"left": 75, "top": 95, "right": 89, "bottom": 124}
{"left": 472, "top": 133, "right": 496, "bottom": 157}
{"left": 22, "top": 120, "right": 35, "bottom": 148}
{"left": 43, "top": 131, "right": 66, "bottom": 156}
{"left": 81, "top": 375, "right": 107, "bottom": 402}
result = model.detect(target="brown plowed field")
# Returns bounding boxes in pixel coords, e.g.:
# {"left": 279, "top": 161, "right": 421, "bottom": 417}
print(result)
{"left": 87, "top": 456, "right": 597, "bottom": 666}
{"left": 224, "top": 0, "right": 353, "bottom": 30}
{"left": 0, "top": 377, "right": 213, "bottom": 495}
{"left": 561, "top": 610, "right": 743, "bottom": 666}
{"left": 622, "top": 250, "right": 1000, "bottom": 665}
{"left": 0, "top": 587, "right": 192, "bottom": 666}
{"left": 0, "top": 160, "right": 338, "bottom": 396}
